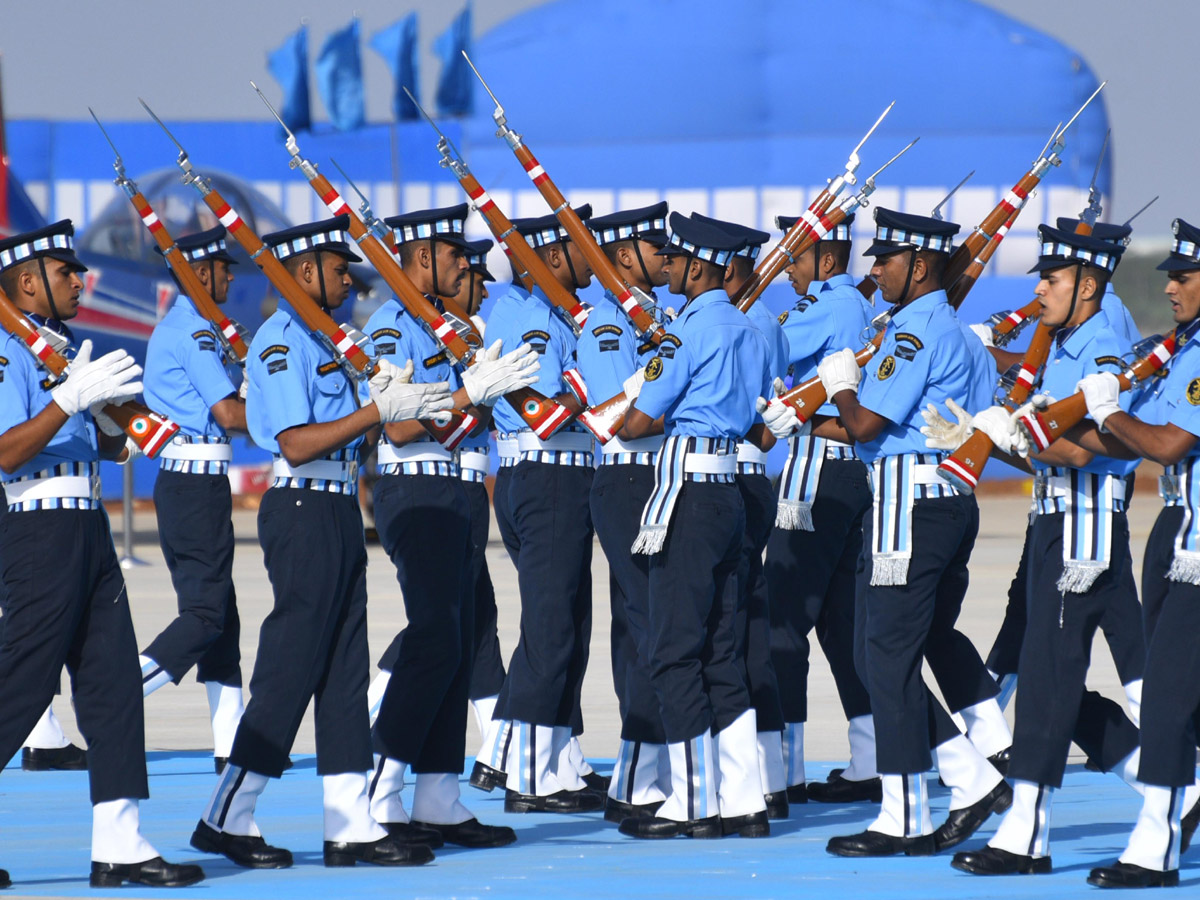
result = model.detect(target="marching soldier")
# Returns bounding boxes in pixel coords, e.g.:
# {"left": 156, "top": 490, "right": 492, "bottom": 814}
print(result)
{"left": 577, "top": 202, "right": 673, "bottom": 822}
{"left": 766, "top": 208, "right": 1010, "bottom": 857}
{"left": 617, "top": 212, "right": 772, "bottom": 840}
{"left": 763, "top": 212, "right": 880, "bottom": 804}
{"left": 140, "top": 225, "right": 247, "bottom": 772}
{"left": 363, "top": 204, "right": 533, "bottom": 850}
{"left": 192, "top": 217, "right": 452, "bottom": 870}
{"left": 950, "top": 223, "right": 1148, "bottom": 877}
{"left": 0, "top": 221, "right": 204, "bottom": 887}
{"left": 695, "top": 213, "right": 791, "bottom": 819}
{"left": 476, "top": 207, "right": 604, "bottom": 812}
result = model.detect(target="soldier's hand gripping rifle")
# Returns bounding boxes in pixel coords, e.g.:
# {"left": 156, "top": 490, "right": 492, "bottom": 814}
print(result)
{"left": 0, "top": 285, "right": 179, "bottom": 457}
{"left": 732, "top": 101, "right": 897, "bottom": 313}
{"left": 91, "top": 110, "right": 249, "bottom": 365}
{"left": 250, "top": 84, "right": 576, "bottom": 444}
{"left": 465, "top": 52, "right": 668, "bottom": 347}
{"left": 328, "top": 157, "right": 575, "bottom": 441}
{"left": 403, "top": 87, "right": 590, "bottom": 339}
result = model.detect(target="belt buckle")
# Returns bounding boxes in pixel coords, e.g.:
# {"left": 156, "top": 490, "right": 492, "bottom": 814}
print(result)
{"left": 346, "top": 460, "right": 360, "bottom": 483}
{"left": 89, "top": 475, "right": 102, "bottom": 502}
{"left": 1161, "top": 473, "right": 1181, "bottom": 501}
{"left": 1033, "top": 477, "right": 1048, "bottom": 501}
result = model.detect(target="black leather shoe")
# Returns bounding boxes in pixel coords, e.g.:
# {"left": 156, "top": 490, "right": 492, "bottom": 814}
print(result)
{"left": 470, "top": 760, "right": 507, "bottom": 793}
{"left": 381, "top": 821, "right": 445, "bottom": 849}
{"left": 323, "top": 835, "right": 433, "bottom": 867}
{"left": 988, "top": 748, "right": 1011, "bottom": 776}
{"left": 951, "top": 845, "right": 1051, "bottom": 875}
{"left": 827, "top": 829, "right": 935, "bottom": 857}
{"left": 504, "top": 788, "right": 603, "bottom": 813}
{"left": 582, "top": 771, "right": 611, "bottom": 792}
{"left": 411, "top": 818, "right": 516, "bottom": 849}
{"left": 190, "top": 820, "right": 292, "bottom": 869}
{"left": 785, "top": 784, "right": 807, "bottom": 805}
{"left": 722, "top": 811, "right": 770, "bottom": 838}
{"left": 1087, "top": 862, "right": 1179, "bottom": 888}
{"left": 0, "top": 868, "right": 9, "bottom": 888}
{"left": 21, "top": 744, "right": 87, "bottom": 771}
{"left": 933, "top": 780, "right": 1014, "bottom": 852}
{"left": 1182, "top": 794, "right": 1200, "bottom": 853}
{"left": 807, "top": 774, "right": 882, "bottom": 803}
{"left": 764, "top": 791, "right": 790, "bottom": 819}
{"left": 90, "top": 857, "right": 205, "bottom": 888}
{"left": 827, "top": 767, "right": 845, "bottom": 781}
{"left": 619, "top": 815, "right": 722, "bottom": 839}
{"left": 604, "top": 796, "right": 663, "bottom": 824}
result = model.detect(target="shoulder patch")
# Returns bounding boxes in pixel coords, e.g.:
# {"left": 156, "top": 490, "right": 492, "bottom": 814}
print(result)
{"left": 777, "top": 311, "right": 789, "bottom": 326}
{"left": 644, "top": 356, "right": 664, "bottom": 382}
{"left": 1188, "top": 378, "right": 1200, "bottom": 406}
{"left": 316, "top": 361, "right": 341, "bottom": 376}
{"left": 895, "top": 333, "right": 924, "bottom": 350}
{"left": 794, "top": 294, "right": 818, "bottom": 313}
{"left": 192, "top": 329, "right": 217, "bottom": 341}
{"left": 0, "top": 356, "right": 8, "bottom": 367}
{"left": 660, "top": 334, "right": 683, "bottom": 348}
{"left": 592, "top": 324, "right": 623, "bottom": 338}
{"left": 877, "top": 355, "right": 896, "bottom": 380}
{"left": 522, "top": 330, "right": 551, "bottom": 344}
{"left": 599, "top": 339, "right": 621, "bottom": 352}
{"left": 1094, "top": 355, "right": 1124, "bottom": 369}
{"left": 423, "top": 350, "right": 449, "bottom": 369}
{"left": 267, "top": 358, "right": 288, "bottom": 375}
{"left": 258, "top": 344, "right": 289, "bottom": 361}
{"left": 371, "top": 327, "right": 402, "bottom": 340}
{"left": 636, "top": 340, "right": 656, "bottom": 355}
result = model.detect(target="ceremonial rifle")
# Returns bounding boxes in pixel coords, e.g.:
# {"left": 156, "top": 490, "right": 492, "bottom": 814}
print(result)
{"left": 90, "top": 110, "right": 248, "bottom": 365}
{"left": 464, "top": 52, "right": 667, "bottom": 347}
{"left": 403, "top": 86, "right": 589, "bottom": 339}
{"left": 0, "top": 285, "right": 178, "bottom": 457}
{"left": 249, "top": 84, "right": 574, "bottom": 444}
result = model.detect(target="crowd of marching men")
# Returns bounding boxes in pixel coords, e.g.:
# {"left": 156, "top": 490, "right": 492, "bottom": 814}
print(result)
{"left": 2, "top": 181, "right": 1200, "bottom": 893}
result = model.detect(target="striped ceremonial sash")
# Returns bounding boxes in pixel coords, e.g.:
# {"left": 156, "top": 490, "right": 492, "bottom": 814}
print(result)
{"left": 1033, "top": 468, "right": 1126, "bottom": 593}
{"left": 776, "top": 434, "right": 826, "bottom": 531}
{"left": 632, "top": 435, "right": 736, "bottom": 555}
{"left": 870, "top": 452, "right": 956, "bottom": 586}
{"left": 1166, "top": 456, "right": 1200, "bottom": 584}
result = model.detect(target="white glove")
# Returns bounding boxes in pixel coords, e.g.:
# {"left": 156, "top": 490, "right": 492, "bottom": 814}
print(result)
{"left": 622, "top": 367, "right": 645, "bottom": 400}
{"left": 88, "top": 391, "right": 137, "bottom": 438}
{"left": 470, "top": 315, "right": 486, "bottom": 342}
{"left": 920, "top": 398, "right": 974, "bottom": 450}
{"left": 817, "top": 348, "right": 862, "bottom": 399}
{"left": 51, "top": 339, "right": 143, "bottom": 417}
{"left": 1077, "top": 372, "right": 1122, "bottom": 431}
{"left": 461, "top": 340, "right": 540, "bottom": 406}
{"left": 973, "top": 405, "right": 1029, "bottom": 457}
{"left": 663, "top": 306, "right": 677, "bottom": 321}
{"left": 118, "top": 436, "right": 143, "bottom": 465}
{"left": 969, "top": 323, "right": 996, "bottom": 349}
{"left": 369, "top": 359, "right": 455, "bottom": 423}
{"left": 756, "top": 378, "right": 808, "bottom": 439}
{"left": 238, "top": 377, "right": 249, "bottom": 401}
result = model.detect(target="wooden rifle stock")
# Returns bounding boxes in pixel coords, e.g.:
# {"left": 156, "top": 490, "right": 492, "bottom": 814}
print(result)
{"left": 991, "top": 298, "right": 1042, "bottom": 344}
{"left": 1018, "top": 329, "right": 1179, "bottom": 452}
{"left": 0, "top": 286, "right": 178, "bottom": 458}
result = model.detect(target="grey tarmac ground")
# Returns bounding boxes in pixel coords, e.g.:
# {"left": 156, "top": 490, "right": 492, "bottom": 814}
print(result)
{"left": 58, "top": 482, "right": 1156, "bottom": 766}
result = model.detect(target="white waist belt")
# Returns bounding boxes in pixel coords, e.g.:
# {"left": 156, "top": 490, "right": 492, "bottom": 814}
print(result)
{"left": 272, "top": 458, "right": 359, "bottom": 483}
{"left": 377, "top": 441, "right": 452, "bottom": 465}
{"left": 736, "top": 442, "right": 767, "bottom": 466}
{"left": 5, "top": 475, "right": 99, "bottom": 505}
{"left": 684, "top": 452, "right": 737, "bottom": 475}
{"left": 1035, "top": 473, "right": 1127, "bottom": 502}
{"left": 459, "top": 450, "right": 490, "bottom": 473}
{"left": 912, "top": 464, "right": 944, "bottom": 486}
{"left": 601, "top": 435, "right": 664, "bottom": 456}
{"left": 496, "top": 437, "right": 519, "bottom": 461}
{"left": 160, "top": 442, "right": 233, "bottom": 462}
{"left": 517, "top": 431, "right": 595, "bottom": 453}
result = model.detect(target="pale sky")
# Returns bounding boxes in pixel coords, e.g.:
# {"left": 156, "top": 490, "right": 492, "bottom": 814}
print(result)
{"left": 0, "top": 0, "right": 1192, "bottom": 237}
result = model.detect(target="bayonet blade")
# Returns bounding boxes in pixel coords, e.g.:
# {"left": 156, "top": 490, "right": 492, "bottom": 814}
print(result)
{"left": 404, "top": 86, "right": 466, "bottom": 160}
{"left": 864, "top": 137, "right": 919, "bottom": 185}
{"left": 88, "top": 108, "right": 123, "bottom": 167}
{"left": 1122, "top": 195, "right": 1159, "bottom": 227}
{"left": 1089, "top": 128, "right": 1111, "bottom": 190}
{"left": 850, "top": 101, "right": 895, "bottom": 162}
{"left": 1056, "top": 81, "right": 1107, "bottom": 141}
{"left": 932, "top": 170, "right": 974, "bottom": 220}
{"left": 329, "top": 157, "right": 371, "bottom": 210}
{"left": 250, "top": 81, "right": 301, "bottom": 157}
{"left": 462, "top": 50, "right": 501, "bottom": 112}
{"left": 139, "top": 97, "right": 187, "bottom": 158}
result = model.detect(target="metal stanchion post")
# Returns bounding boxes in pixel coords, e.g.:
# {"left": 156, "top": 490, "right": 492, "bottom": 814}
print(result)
{"left": 118, "top": 463, "right": 148, "bottom": 569}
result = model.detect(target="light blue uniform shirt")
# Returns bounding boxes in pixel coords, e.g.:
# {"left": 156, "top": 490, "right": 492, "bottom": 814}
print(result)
{"left": 364, "top": 299, "right": 464, "bottom": 392}
{"left": 0, "top": 322, "right": 97, "bottom": 482}
{"left": 486, "top": 283, "right": 578, "bottom": 434}
{"left": 245, "top": 299, "right": 369, "bottom": 455}
{"left": 780, "top": 273, "right": 873, "bottom": 416}
{"left": 1131, "top": 326, "right": 1200, "bottom": 456}
{"left": 576, "top": 289, "right": 660, "bottom": 403}
{"left": 745, "top": 298, "right": 791, "bottom": 382}
{"left": 856, "top": 289, "right": 992, "bottom": 465}
{"left": 1031, "top": 308, "right": 1137, "bottom": 479}
{"left": 143, "top": 296, "right": 240, "bottom": 439}
{"left": 636, "top": 289, "right": 772, "bottom": 439}
{"left": 1103, "top": 290, "right": 1141, "bottom": 347}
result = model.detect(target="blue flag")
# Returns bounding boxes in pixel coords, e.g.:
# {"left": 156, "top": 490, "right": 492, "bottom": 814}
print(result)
{"left": 266, "top": 25, "right": 311, "bottom": 133}
{"left": 316, "top": 18, "right": 366, "bottom": 131}
{"left": 434, "top": 4, "right": 474, "bottom": 117}
{"left": 370, "top": 13, "right": 420, "bottom": 121}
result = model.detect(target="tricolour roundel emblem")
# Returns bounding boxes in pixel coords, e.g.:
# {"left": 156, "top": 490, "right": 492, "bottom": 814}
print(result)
{"left": 877, "top": 356, "right": 896, "bottom": 380}
{"left": 129, "top": 416, "right": 150, "bottom": 435}
{"left": 524, "top": 398, "right": 542, "bottom": 416}
{"left": 1187, "top": 377, "right": 1200, "bottom": 405}
{"left": 645, "top": 357, "right": 663, "bottom": 382}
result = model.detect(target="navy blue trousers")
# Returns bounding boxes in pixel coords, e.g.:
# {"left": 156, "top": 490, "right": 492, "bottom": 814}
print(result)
{"left": 230, "top": 489, "right": 372, "bottom": 778}
{"left": 1008, "top": 511, "right": 1140, "bottom": 788}
{"left": 648, "top": 482, "right": 749, "bottom": 744}
{"left": 464, "top": 479, "right": 506, "bottom": 700}
{"left": 495, "top": 461, "right": 593, "bottom": 729}
{"left": 765, "top": 458, "right": 872, "bottom": 724}
{"left": 591, "top": 463, "right": 665, "bottom": 744}
{"left": 734, "top": 472, "right": 784, "bottom": 733}
{"left": 143, "top": 468, "right": 241, "bottom": 685}
{"left": 0, "top": 508, "right": 147, "bottom": 802}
